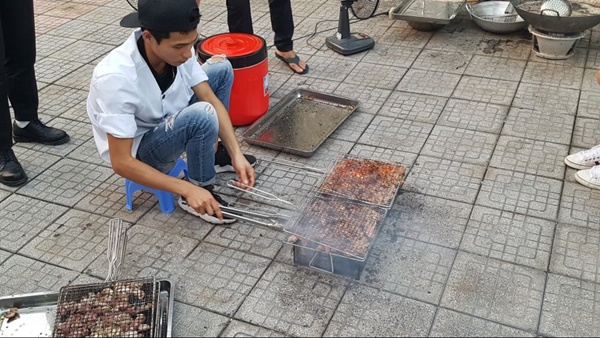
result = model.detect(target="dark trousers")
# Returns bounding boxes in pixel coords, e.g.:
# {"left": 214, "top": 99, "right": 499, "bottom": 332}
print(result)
{"left": 226, "top": 0, "right": 295, "bottom": 52}
{"left": 0, "top": 0, "right": 38, "bottom": 151}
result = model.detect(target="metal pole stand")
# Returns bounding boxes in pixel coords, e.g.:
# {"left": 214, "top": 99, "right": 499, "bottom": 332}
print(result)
{"left": 325, "top": 0, "right": 375, "bottom": 55}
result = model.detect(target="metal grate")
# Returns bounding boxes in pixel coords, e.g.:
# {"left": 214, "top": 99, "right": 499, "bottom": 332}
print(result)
{"left": 53, "top": 278, "right": 158, "bottom": 338}
{"left": 319, "top": 154, "right": 405, "bottom": 208}
{"left": 213, "top": 156, "right": 399, "bottom": 261}
{"left": 214, "top": 157, "right": 326, "bottom": 226}
{"left": 289, "top": 195, "right": 388, "bottom": 260}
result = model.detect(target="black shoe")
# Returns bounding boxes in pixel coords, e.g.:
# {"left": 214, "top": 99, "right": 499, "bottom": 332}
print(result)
{"left": 0, "top": 149, "right": 27, "bottom": 187}
{"left": 178, "top": 185, "right": 237, "bottom": 225}
{"left": 13, "top": 119, "right": 70, "bottom": 145}
{"left": 214, "top": 141, "right": 257, "bottom": 173}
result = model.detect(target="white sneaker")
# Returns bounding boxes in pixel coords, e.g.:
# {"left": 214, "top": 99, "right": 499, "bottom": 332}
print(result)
{"left": 177, "top": 190, "right": 237, "bottom": 225}
{"left": 575, "top": 166, "right": 600, "bottom": 190}
{"left": 565, "top": 145, "right": 600, "bottom": 170}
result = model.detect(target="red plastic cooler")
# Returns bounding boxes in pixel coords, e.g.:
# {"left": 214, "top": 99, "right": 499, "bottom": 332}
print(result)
{"left": 198, "top": 33, "right": 269, "bottom": 126}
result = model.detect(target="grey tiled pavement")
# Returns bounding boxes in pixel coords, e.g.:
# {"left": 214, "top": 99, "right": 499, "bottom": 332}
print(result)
{"left": 4, "top": 0, "right": 600, "bottom": 336}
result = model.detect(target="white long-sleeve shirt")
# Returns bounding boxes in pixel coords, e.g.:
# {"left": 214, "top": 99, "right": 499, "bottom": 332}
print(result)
{"left": 87, "top": 29, "right": 208, "bottom": 163}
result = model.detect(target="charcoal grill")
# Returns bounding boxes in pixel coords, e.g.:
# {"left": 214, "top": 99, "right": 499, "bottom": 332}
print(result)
{"left": 286, "top": 194, "right": 388, "bottom": 279}
{"left": 214, "top": 155, "right": 405, "bottom": 279}
{"left": 53, "top": 278, "right": 160, "bottom": 338}
{"left": 286, "top": 155, "right": 403, "bottom": 279}
{"left": 290, "top": 195, "right": 388, "bottom": 260}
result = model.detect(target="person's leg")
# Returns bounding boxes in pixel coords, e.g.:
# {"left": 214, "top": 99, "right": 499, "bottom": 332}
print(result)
{"left": 2, "top": 0, "right": 37, "bottom": 122}
{"left": 0, "top": 2, "right": 27, "bottom": 187}
{"left": 136, "top": 102, "right": 219, "bottom": 186}
{"left": 268, "top": 0, "right": 294, "bottom": 52}
{"left": 3, "top": 0, "right": 69, "bottom": 144}
{"left": 0, "top": 7, "right": 10, "bottom": 152}
{"left": 187, "top": 69, "right": 258, "bottom": 173}
{"left": 226, "top": 0, "right": 254, "bottom": 34}
{"left": 269, "top": 0, "right": 308, "bottom": 74}
{"left": 201, "top": 56, "right": 234, "bottom": 111}
{"left": 136, "top": 102, "right": 237, "bottom": 224}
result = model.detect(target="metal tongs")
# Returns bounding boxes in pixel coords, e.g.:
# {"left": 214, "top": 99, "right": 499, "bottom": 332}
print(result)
{"left": 257, "top": 157, "right": 326, "bottom": 175}
{"left": 220, "top": 205, "right": 286, "bottom": 230}
{"left": 216, "top": 158, "right": 326, "bottom": 230}
{"left": 106, "top": 219, "right": 162, "bottom": 337}
{"left": 106, "top": 218, "right": 127, "bottom": 281}
{"left": 215, "top": 180, "right": 298, "bottom": 230}
{"left": 226, "top": 180, "right": 295, "bottom": 208}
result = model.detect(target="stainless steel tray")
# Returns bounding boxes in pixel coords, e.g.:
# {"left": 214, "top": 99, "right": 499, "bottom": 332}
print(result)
{"left": 0, "top": 292, "right": 57, "bottom": 337}
{"left": 242, "top": 89, "right": 359, "bottom": 157}
{"left": 389, "top": 0, "right": 467, "bottom": 24}
{"left": 0, "top": 279, "right": 174, "bottom": 338}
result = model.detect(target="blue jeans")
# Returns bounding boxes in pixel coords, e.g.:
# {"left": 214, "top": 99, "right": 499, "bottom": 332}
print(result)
{"left": 202, "top": 56, "right": 233, "bottom": 111}
{"left": 136, "top": 58, "right": 234, "bottom": 186}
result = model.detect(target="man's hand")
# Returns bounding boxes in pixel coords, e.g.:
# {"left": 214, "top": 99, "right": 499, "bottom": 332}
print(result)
{"left": 232, "top": 153, "right": 255, "bottom": 188}
{"left": 597, "top": 66, "right": 600, "bottom": 84}
{"left": 182, "top": 185, "right": 224, "bottom": 220}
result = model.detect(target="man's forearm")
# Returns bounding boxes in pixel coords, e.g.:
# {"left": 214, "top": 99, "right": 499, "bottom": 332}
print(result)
{"left": 215, "top": 106, "right": 242, "bottom": 158}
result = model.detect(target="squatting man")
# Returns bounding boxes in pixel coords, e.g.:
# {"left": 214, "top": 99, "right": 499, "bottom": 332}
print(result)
{"left": 87, "top": 0, "right": 256, "bottom": 224}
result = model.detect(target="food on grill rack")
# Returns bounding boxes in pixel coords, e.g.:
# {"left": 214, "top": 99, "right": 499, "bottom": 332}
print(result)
{"left": 295, "top": 197, "right": 385, "bottom": 257}
{"left": 320, "top": 157, "right": 405, "bottom": 206}
{"left": 1, "top": 307, "right": 19, "bottom": 323}
{"left": 54, "top": 281, "right": 153, "bottom": 338}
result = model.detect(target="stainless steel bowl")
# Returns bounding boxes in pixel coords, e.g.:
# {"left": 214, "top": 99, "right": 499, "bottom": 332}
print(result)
{"left": 466, "top": 1, "right": 528, "bottom": 33}
{"left": 540, "top": 0, "right": 572, "bottom": 17}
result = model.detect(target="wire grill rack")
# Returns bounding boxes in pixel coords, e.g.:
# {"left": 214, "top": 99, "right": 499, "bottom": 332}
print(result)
{"left": 319, "top": 154, "right": 406, "bottom": 208}
{"left": 53, "top": 278, "right": 158, "bottom": 338}
{"left": 288, "top": 194, "right": 388, "bottom": 260}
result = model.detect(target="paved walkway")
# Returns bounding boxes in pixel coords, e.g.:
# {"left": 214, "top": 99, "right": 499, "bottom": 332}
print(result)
{"left": 1, "top": 0, "right": 600, "bottom": 336}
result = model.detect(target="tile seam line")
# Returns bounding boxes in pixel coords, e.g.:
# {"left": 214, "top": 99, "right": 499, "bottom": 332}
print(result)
{"left": 394, "top": 37, "right": 469, "bottom": 337}
{"left": 434, "top": 42, "right": 529, "bottom": 333}
{"left": 433, "top": 305, "right": 539, "bottom": 335}
{"left": 3, "top": 251, "right": 85, "bottom": 276}
{"left": 531, "top": 30, "right": 589, "bottom": 336}
{"left": 0, "top": 196, "right": 70, "bottom": 255}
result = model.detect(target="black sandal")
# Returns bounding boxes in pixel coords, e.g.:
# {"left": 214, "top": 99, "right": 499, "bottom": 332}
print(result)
{"left": 275, "top": 53, "right": 309, "bottom": 74}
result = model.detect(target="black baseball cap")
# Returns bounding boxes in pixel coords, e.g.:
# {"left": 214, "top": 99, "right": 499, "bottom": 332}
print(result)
{"left": 120, "top": 0, "right": 201, "bottom": 32}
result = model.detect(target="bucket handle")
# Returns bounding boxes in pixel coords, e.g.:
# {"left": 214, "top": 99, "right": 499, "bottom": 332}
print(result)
{"left": 540, "top": 8, "right": 561, "bottom": 17}
{"left": 465, "top": 3, "right": 474, "bottom": 18}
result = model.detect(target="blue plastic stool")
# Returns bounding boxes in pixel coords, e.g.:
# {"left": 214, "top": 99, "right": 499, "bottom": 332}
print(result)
{"left": 125, "top": 158, "right": 188, "bottom": 213}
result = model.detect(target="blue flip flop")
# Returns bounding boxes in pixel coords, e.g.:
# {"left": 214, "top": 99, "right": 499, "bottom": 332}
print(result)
{"left": 275, "top": 53, "right": 309, "bottom": 75}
